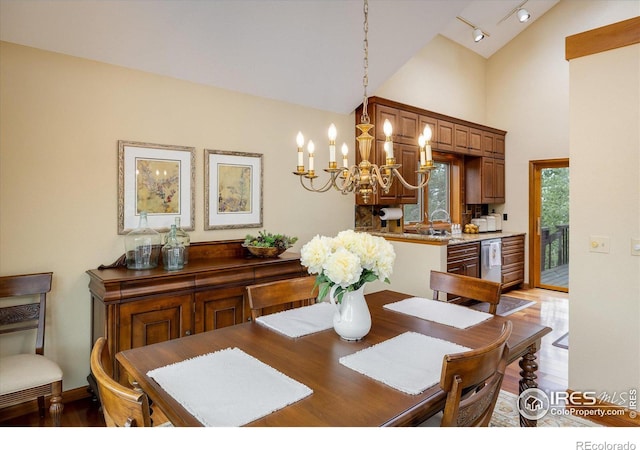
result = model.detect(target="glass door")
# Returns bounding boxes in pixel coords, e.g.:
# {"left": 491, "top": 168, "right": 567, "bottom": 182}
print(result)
{"left": 529, "top": 159, "right": 569, "bottom": 292}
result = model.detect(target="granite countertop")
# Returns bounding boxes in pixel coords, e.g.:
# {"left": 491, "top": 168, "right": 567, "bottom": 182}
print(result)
{"left": 372, "top": 230, "right": 525, "bottom": 245}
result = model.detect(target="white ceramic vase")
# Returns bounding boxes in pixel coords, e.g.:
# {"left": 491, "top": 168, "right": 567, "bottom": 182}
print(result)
{"left": 329, "top": 285, "right": 371, "bottom": 341}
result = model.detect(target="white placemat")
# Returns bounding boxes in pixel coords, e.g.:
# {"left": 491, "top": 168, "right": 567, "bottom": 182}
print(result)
{"left": 147, "top": 347, "right": 312, "bottom": 426}
{"left": 255, "top": 302, "right": 335, "bottom": 338}
{"left": 384, "top": 297, "right": 493, "bottom": 329}
{"left": 339, "top": 332, "right": 471, "bottom": 395}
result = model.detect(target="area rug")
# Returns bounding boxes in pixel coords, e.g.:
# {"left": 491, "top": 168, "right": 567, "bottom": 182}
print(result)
{"left": 490, "top": 390, "right": 600, "bottom": 427}
{"left": 552, "top": 332, "right": 569, "bottom": 349}
{"left": 468, "top": 295, "right": 536, "bottom": 316}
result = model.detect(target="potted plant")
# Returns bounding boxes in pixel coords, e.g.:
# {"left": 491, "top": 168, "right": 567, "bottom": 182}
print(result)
{"left": 242, "top": 231, "right": 298, "bottom": 258}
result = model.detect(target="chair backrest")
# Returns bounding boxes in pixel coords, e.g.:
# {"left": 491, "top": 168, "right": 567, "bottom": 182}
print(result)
{"left": 0, "top": 272, "right": 53, "bottom": 355}
{"left": 439, "top": 321, "right": 512, "bottom": 427}
{"left": 430, "top": 270, "right": 502, "bottom": 314}
{"left": 246, "top": 276, "right": 317, "bottom": 321}
{"left": 90, "top": 337, "right": 152, "bottom": 427}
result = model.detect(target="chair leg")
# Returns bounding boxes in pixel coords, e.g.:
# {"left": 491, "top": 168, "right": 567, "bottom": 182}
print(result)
{"left": 49, "top": 381, "right": 64, "bottom": 427}
{"left": 38, "top": 396, "right": 46, "bottom": 418}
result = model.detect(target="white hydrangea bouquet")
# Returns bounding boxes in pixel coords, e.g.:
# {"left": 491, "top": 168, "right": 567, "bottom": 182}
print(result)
{"left": 300, "top": 230, "right": 396, "bottom": 302}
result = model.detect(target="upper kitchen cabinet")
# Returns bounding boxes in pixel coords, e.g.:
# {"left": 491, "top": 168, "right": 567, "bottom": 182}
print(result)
{"left": 355, "top": 97, "right": 506, "bottom": 205}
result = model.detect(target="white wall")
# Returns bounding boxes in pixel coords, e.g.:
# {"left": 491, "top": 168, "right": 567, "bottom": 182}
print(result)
{"left": 569, "top": 43, "right": 640, "bottom": 395}
{"left": 0, "top": 42, "right": 354, "bottom": 390}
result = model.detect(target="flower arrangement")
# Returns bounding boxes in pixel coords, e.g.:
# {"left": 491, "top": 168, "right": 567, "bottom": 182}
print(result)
{"left": 300, "top": 230, "right": 395, "bottom": 302}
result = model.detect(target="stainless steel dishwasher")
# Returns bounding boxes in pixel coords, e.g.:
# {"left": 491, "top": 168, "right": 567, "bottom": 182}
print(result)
{"left": 481, "top": 238, "right": 502, "bottom": 282}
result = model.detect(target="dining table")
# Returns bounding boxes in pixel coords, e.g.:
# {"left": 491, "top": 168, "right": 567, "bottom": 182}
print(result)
{"left": 115, "top": 290, "right": 551, "bottom": 427}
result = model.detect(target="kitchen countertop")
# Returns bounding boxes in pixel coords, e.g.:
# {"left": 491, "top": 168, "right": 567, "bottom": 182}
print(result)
{"left": 371, "top": 230, "right": 525, "bottom": 245}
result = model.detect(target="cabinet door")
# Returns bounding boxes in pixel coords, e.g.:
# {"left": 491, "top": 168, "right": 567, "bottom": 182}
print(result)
{"left": 374, "top": 104, "right": 399, "bottom": 141}
{"left": 396, "top": 110, "right": 419, "bottom": 144}
{"left": 468, "top": 128, "right": 483, "bottom": 156}
{"left": 397, "top": 143, "right": 419, "bottom": 203}
{"left": 419, "top": 115, "right": 437, "bottom": 147}
{"left": 494, "top": 134, "right": 505, "bottom": 159}
{"left": 482, "top": 158, "right": 496, "bottom": 201}
{"left": 454, "top": 124, "right": 470, "bottom": 154}
{"left": 435, "top": 119, "right": 454, "bottom": 152}
{"left": 493, "top": 159, "right": 505, "bottom": 203}
{"left": 195, "top": 286, "right": 245, "bottom": 333}
{"left": 118, "top": 294, "right": 193, "bottom": 352}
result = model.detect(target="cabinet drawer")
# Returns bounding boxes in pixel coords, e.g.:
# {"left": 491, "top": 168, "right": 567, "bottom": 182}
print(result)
{"left": 502, "top": 263, "right": 524, "bottom": 284}
{"left": 120, "top": 275, "right": 194, "bottom": 299}
{"left": 254, "top": 261, "right": 305, "bottom": 280}
{"left": 447, "top": 242, "right": 480, "bottom": 262}
{"left": 503, "top": 252, "right": 524, "bottom": 266}
{"left": 195, "top": 267, "right": 254, "bottom": 287}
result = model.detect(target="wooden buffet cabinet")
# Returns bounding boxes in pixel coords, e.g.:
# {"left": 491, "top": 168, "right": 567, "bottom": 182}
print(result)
{"left": 87, "top": 239, "right": 306, "bottom": 383}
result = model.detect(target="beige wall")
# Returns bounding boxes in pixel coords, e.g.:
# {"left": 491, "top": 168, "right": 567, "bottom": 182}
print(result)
{"left": 0, "top": 42, "right": 354, "bottom": 390}
{"left": 569, "top": 43, "right": 640, "bottom": 394}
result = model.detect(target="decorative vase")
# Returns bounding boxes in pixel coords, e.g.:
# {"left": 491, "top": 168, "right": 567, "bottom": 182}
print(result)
{"left": 124, "top": 212, "right": 161, "bottom": 270}
{"left": 329, "top": 285, "right": 371, "bottom": 341}
{"left": 164, "top": 217, "right": 190, "bottom": 264}
{"left": 162, "top": 224, "right": 185, "bottom": 271}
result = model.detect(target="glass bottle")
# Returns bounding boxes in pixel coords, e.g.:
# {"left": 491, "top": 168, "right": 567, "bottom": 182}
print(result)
{"left": 125, "top": 212, "right": 161, "bottom": 269}
{"left": 164, "top": 217, "right": 190, "bottom": 264}
{"left": 162, "top": 224, "right": 185, "bottom": 271}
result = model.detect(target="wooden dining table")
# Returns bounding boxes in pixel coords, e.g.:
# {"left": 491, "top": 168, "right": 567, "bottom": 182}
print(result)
{"left": 115, "top": 290, "right": 551, "bottom": 427}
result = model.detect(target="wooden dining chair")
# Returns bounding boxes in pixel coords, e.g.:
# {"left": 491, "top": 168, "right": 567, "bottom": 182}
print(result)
{"left": 430, "top": 270, "right": 503, "bottom": 314}
{"left": 91, "top": 336, "right": 171, "bottom": 427}
{"left": 0, "top": 272, "right": 63, "bottom": 426}
{"left": 246, "top": 276, "right": 317, "bottom": 321}
{"left": 419, "top": 321, "right": 512, "bottom": 427}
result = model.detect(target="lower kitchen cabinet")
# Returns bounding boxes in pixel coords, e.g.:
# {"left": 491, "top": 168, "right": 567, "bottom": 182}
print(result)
{"left": 88, "top": 239, "right": 305, "bottom": 383}
{"left": 447, "top": 242, "right": 480, "bottom": 278}
{"left": 501, "top": 235, "right": 525, "bottom": 290}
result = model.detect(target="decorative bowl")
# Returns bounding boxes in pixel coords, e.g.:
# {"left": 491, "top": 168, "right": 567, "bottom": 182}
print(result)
{"left": 243, "top": 245, "right": 287, "bottom": 258}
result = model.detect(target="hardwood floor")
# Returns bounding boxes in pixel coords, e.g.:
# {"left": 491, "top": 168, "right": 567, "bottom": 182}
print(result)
{"left": 0, "top": 286, "right": 569, "bottom": 427}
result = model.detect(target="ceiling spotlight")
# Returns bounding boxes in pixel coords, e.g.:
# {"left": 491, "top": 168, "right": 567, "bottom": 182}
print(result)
{"left": 457, "top": 16, "right": 490, "bottom": 43}
{"left": 516, "top": 8, "right": 531, "bottom": 23}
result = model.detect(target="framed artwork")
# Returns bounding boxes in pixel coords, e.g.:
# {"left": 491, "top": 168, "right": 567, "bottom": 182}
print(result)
{"left": 205, "top": 149, "right": 263, "bottom": 230}
{"left": 118, "top": 140, "right": 195, "bottom": 234}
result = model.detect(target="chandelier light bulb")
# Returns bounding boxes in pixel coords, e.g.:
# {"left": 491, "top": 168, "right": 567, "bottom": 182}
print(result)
{"left": 418, "top": 134, "right": 426, "bottom": 148}
{"left": 328, "top": 123, "right": 337, "bottom": 141}
{"left": 383, "top": 119, "right": 393, "bottom": 137}
{"left": 341, "top": 143, "right": 349, "bottom": 156}
{"left": 296, "top": 132, "right": 304, "bottom": 148}
{"left": 307, "top": 140, "right": 315, "bottom": 154}
{"left": 423, "top": 125, "right": 432, "bottom": 141}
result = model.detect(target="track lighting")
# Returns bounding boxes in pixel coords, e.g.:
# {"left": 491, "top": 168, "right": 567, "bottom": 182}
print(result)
{"left": 516, "top": 8, "right": 531, "bottom": 23}
{"left": 457, "top": 16, "right": 489, "bottom": 43}
{"left": 473, "top": 28, "right": 485, "bottom": 42}
{"left": 499, "top": 1, "right": 532, "bottom": 24}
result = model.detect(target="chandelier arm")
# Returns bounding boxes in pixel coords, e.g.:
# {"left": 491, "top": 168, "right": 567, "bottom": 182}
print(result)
{"left": 333, "top": 166, "right": 358, "bottom": 193}
{"left": 298, "top": 174, "right": 338, "bottom": 193}
{"left": 389, "top": 167, "right": 432, "bottom": 190}
{"left": 369, "top": 165, "right": 394, "bottom": 192}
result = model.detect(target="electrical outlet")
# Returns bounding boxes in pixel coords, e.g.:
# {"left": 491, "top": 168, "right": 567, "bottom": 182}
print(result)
{"left": 589, "top": 236, "right": 610, "bottom": 254}
{"left": 503, "top": 213, "right": 508, "bottom": 221}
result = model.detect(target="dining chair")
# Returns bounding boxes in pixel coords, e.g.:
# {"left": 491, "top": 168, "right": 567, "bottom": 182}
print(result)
{"left": 90, "top": 336, "right": 171, "bottom": 427}
{"left": 419, "top": 320, "right": 512, "bottom": 427}
{"left": 246, "top": 276, "right": 317, "bottom": 321}
{"left": 430, "top": 270, "right": 503, "bottom": 314}
{"left": 0, "top": 272, "right": 63, "bottom": 426}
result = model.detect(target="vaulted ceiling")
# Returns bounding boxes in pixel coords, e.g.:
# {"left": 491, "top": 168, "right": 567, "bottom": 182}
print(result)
{"left": 0, "top": 0, "right": 559, "bottom": 114}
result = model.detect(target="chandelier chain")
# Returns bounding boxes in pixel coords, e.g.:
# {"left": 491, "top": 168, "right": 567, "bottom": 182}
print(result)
{"left": 361, "top": 0, "right": 370, "bottom": 124}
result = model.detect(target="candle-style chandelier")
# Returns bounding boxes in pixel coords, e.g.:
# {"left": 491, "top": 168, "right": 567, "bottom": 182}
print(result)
{"left": 292, "top": 0, "right": 434, "bottom": 204}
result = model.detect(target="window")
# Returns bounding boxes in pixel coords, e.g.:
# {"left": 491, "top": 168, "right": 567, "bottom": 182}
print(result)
{"left": 403, "top": 153, "right": 462, "bottom": 224}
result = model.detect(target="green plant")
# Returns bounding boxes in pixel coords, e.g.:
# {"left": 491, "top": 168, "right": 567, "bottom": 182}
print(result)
{"left": 243, "top": 231, "right": 298, "bottom": 250}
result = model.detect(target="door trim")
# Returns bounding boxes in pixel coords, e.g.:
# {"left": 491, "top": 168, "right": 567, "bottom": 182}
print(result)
{"left": 528, "top": 158, "right": 569, "bottom": 292}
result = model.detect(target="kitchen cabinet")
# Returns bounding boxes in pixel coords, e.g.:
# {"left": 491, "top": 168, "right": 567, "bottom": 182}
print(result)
{"left": 87, "top": 239, "right": 305, "bottom": 382}
{"left": 447, "top": 242, "right": 480, "bottom": 278}
{"left": 465, "top": 156, "right": 505, "bottom": 204}
{"left": 482, "top": 131, "right": 505, "bottom": 159}
{"left": 501, "top": 235, "right": 525, "bottom": 291}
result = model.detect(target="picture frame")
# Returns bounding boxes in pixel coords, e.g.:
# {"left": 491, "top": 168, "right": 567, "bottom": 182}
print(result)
{"left": 205, "top": 149, "right": 263, "bottom": 230}
{"left": 118, "top": 140, "right": 195, "bottom": 234}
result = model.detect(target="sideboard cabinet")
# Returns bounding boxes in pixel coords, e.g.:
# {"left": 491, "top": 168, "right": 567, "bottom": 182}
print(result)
{"left": 87, "top": 239, "right": 305, "bottom": 382}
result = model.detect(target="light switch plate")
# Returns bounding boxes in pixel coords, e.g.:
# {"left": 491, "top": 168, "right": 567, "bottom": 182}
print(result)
{"left": 589, "top": 236, "right": 610, "bottom": 254}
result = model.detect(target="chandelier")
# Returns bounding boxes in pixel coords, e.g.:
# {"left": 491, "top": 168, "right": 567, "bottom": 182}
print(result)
{"left": 292, "top": 0, "right": 434, "bottom": 204}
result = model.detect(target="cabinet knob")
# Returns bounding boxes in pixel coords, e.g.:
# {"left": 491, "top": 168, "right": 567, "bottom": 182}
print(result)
{"left": 185, "top": 330, "right": 191, "bottom": 336}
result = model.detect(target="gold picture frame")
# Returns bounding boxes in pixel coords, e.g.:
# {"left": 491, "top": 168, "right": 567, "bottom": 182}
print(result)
{"left": 205, "top": 149, "right": 263, "bottom": 230}
{"left": 118, "top": 140, "right": 195, "bottom": 234}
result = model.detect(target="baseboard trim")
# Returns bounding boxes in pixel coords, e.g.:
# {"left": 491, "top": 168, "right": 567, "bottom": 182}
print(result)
{"left": 567, "top": 389, "right": 640, "bottom": 427}
{"left": 0, "top": 385, "right": 94, "bottom": 422}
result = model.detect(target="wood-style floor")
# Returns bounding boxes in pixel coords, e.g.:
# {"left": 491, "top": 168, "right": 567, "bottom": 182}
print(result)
{"left": 0, "top": 287, "right": 569, "bottom": 427}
